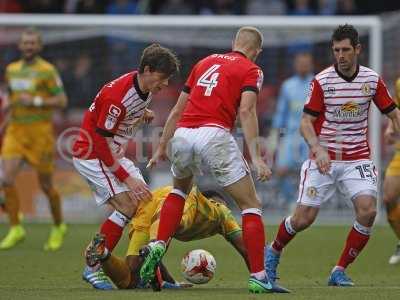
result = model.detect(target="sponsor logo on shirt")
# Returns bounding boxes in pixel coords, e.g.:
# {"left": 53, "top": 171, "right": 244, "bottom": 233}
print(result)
{"left": 333, "top": 102, "right": 362, "bottom": 120}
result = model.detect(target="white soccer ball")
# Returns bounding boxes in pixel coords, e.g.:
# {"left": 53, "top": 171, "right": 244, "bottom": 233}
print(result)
{"left": 181, "top": 249, "right": 216, "bottom": 284}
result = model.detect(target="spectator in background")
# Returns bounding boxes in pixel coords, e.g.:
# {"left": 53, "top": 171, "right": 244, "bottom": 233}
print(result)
{"left": 287, "top": 0, "right": 315, "bottom": 15}
{"left": 64, "top": 0, "right": 108, "bottom": 14}
{"left": 247, "top": 0, "right": 285, "bottom": 15}
{"left": 318, "top": 0, "right": 337, "bottom": 15}
{"left": 336, "top": 0, "right": 357, "bottom": 15}
{"left": 106, "top": 0, "right": 139, "bottom": 14}
{"left": 0, "top": 0, "right": 23, "bottom": 13}
{"left": 272, "top": 52, "right": 313, "bottom": 207}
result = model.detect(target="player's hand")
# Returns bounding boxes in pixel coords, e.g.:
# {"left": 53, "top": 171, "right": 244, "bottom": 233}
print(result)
{"left": 142, "top": 109, "right": 155, "bottom": 124}
{"left": 252, "top": 158, "right": 272, "bottom": 182}
{"left": 384, "top": 126, "right": 396, "bottom": 145}
{"left": 161, "top": 281, "right": 194, "bottom": 289}
{"left": 146, "top": 145, "right": 168, "bottom": 169}
{"left": 312, "top": 145, "right": 331, "bottom": 175}
{"left": 18, "top": 93, "right": 34, "bottom": 106}
{"left": 124, "top": 176, "right": 152, "bottom": 202}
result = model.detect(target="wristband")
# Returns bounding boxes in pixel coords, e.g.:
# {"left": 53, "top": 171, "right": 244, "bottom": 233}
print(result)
{"left": 33, "top": 96, "right": 43, "bottom": 107}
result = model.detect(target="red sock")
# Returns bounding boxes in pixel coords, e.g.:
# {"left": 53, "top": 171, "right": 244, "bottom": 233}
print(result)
{"left": 100, "top": 210, "right": 129, "bottom": 251}
{"left": 157, "top": 190, "right": 186, "bottom": 243}
{"left": 271, "top": 217, "right": 296, "bottom": 253}
{"left": 242, "top": 210, "right": 265, "bottom": 274}
{"left": 337, "top": 222, "right": 371, "bottom": 269}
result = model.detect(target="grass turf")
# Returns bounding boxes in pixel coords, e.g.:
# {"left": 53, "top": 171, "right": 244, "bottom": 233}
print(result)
{"left": 0, "top": 224, "right": 399, "bottom": 300}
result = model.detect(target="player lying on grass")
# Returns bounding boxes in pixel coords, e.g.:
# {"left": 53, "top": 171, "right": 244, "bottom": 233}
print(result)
{"left": 84, "top": 185, "right": 249, "bottom": 289}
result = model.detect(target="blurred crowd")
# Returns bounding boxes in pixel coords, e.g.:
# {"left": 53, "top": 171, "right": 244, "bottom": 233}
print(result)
{"left": 1, "top": 0, "right": 400, "bottom": 15}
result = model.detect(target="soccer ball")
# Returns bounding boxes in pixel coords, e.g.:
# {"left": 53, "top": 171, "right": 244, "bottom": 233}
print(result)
{"left": 181, "top": 249, "right": 216, "bottom": 284}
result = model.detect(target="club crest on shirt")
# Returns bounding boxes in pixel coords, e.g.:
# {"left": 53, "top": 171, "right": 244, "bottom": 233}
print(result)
{"left": 333, "top": 101, "right": 362, "bottom": 120}
{"left": 361, "top": 83, "right": 371, "bottom": 95}
{"left": 105, "top": 114, "right": 117, "bottom": 130}
{"left": 327, "top": 86, "right": 335, "bottom": 95}
{"left": 306, "top": 187, "right": 317, "bottom": 198}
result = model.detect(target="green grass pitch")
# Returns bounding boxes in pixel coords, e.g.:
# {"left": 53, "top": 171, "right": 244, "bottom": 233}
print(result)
{"left": 0, "top": 224, "right": 399, "bottom": 300}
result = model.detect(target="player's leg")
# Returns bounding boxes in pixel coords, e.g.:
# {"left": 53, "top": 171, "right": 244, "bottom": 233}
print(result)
{"left": 329, "top": 160, "right": 378, "bottom": 287}
{"left": 222, "top": 175, "right": 289, "bottom": 293}
{"left": 139, "top": 175, "right": 193, "bottom": 286}
{"left": 267, "top": 159, "right": 332, "bottom": 283}
{"left": 74, "top": 157, "right": 142, "bottom": 289}
{"left": 37, "top": 172, "right": 67, "bottom": 251}
{"left": 383, "top": 173, "right": 400, "bottom": 264}
{"left": 0, "top": 157, "right": 25, "bottom": 250}
{"left": 140, "top": 129, "right": 195, "bottom": 285}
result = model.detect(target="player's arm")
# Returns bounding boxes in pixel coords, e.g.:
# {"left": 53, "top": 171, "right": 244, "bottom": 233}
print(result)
{"left": 147, "top": 91, "right": 189, "bottom": 168}
{"left": 373, "top": 77, "right": 400, "bottom": 133}
{"left": 239, "top": 90, "right": 271, "bottom": 181}
{"left": 94, "top": 101, "right": 151, "bottom": 202}
{"left": 301, "top": 79, "right": 330, "bottom": 174}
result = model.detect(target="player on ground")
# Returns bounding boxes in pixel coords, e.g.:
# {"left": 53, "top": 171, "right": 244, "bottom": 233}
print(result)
{"left": 0, "top": 28, "right": 68, "bottom": 251}
{"left": 72, "top": 44, "right": 180, "bottom": 290}
{"left": 139, "top": 27, "right": 289, "bottom": 293}
{"left": 85, "top": 186, "right": 248, "bottom": 289}
{"left": 383, "top": 77, "right": 400, "bottom": 264}
{"left": 265, "top": 24, "right": 400, "bottom": 287}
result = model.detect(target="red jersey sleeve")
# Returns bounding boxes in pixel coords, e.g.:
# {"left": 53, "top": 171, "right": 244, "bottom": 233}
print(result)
{"left": 373, "top": 77, "right": 396, "bottom": 114}
{"left": 241, "top": 67, "right": 263, "bottom": 94}
{"left": 303, "top": 79, "right": 324, "bottom": 116}
{"left": 93, "top": 98, "right": 129, "bottom": 182}
{"left": 96, "top": 99, "right": 126, "bottom": 134}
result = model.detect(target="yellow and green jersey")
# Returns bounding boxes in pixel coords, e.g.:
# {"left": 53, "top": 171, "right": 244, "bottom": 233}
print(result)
{"left": 394, "top": 77, "right": 400, "bottom": 151}
{"left": 5, "top": 56, "right": 64, "bottom": 124}
{"left": 127, "top": 186, "right": 241, "bottom": 256}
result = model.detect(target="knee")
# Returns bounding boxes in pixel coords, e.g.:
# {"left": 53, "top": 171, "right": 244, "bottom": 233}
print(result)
{"left": 383, "top": 192, "right": 395, "bottom": 206}
{"left": 39, "top": 181, "right": 53, "bottom": 195}
{"left": 357, "top": 207, "right": 377, "bottom": 225}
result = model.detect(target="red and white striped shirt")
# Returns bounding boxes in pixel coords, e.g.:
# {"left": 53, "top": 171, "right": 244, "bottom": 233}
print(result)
{"left": 73, "top": 71, "right": 151, "bottom": 181}
{"left": 304, "top": 64, "right": 396, "bottom": 161}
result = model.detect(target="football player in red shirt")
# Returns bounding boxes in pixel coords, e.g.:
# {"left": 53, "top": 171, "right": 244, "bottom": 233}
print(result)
{"left": 266, "top": 24, "right": 400, "bottom": 287}
{"left": 73, "top": 44, "right": 180, "bottom": 289}
{"left": 140, "top": 27, "right": 289, "bottom": 293}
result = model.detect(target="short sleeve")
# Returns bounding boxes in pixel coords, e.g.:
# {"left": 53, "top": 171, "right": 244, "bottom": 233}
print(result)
{"left": 96, "top": 99, "right": 126, "bottom": 134}
{"left": 45, "top": 67, "right": 64, "bottom": 95}
{"left": 241, "top": 67, "right": 263, "bottom": 94}
{"left": 303, "top": 79, "right": 324, "bottom": 116}
{"left": 373, "top": 77, "right": 396, "bottom": 114}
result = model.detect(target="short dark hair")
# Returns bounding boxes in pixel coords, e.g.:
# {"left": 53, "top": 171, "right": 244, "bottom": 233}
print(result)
{"left": 139, "top": 43, "right": 180, "bottom": 76}
{"left": 331, "top": 24, "right": 360, "bottom": 48}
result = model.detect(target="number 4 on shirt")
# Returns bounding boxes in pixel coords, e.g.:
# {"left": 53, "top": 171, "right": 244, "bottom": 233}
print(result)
{"left": 197, "top": 64, "right": 221, "bottom": 96}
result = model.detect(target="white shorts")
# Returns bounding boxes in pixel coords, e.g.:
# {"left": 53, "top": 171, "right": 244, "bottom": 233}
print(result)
{"left": 170, "top": 127, "right": 249, "bottom": 187}
{"left": 297, "top": 159, "right": 378, "bottom": 207}
{"left": 73, "top": 157, "right": 145, "bottom": 206}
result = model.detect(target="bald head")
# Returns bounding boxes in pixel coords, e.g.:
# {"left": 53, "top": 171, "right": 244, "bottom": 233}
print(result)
{"left": 233, "top": 26, "right": 263, "bottom": 61}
